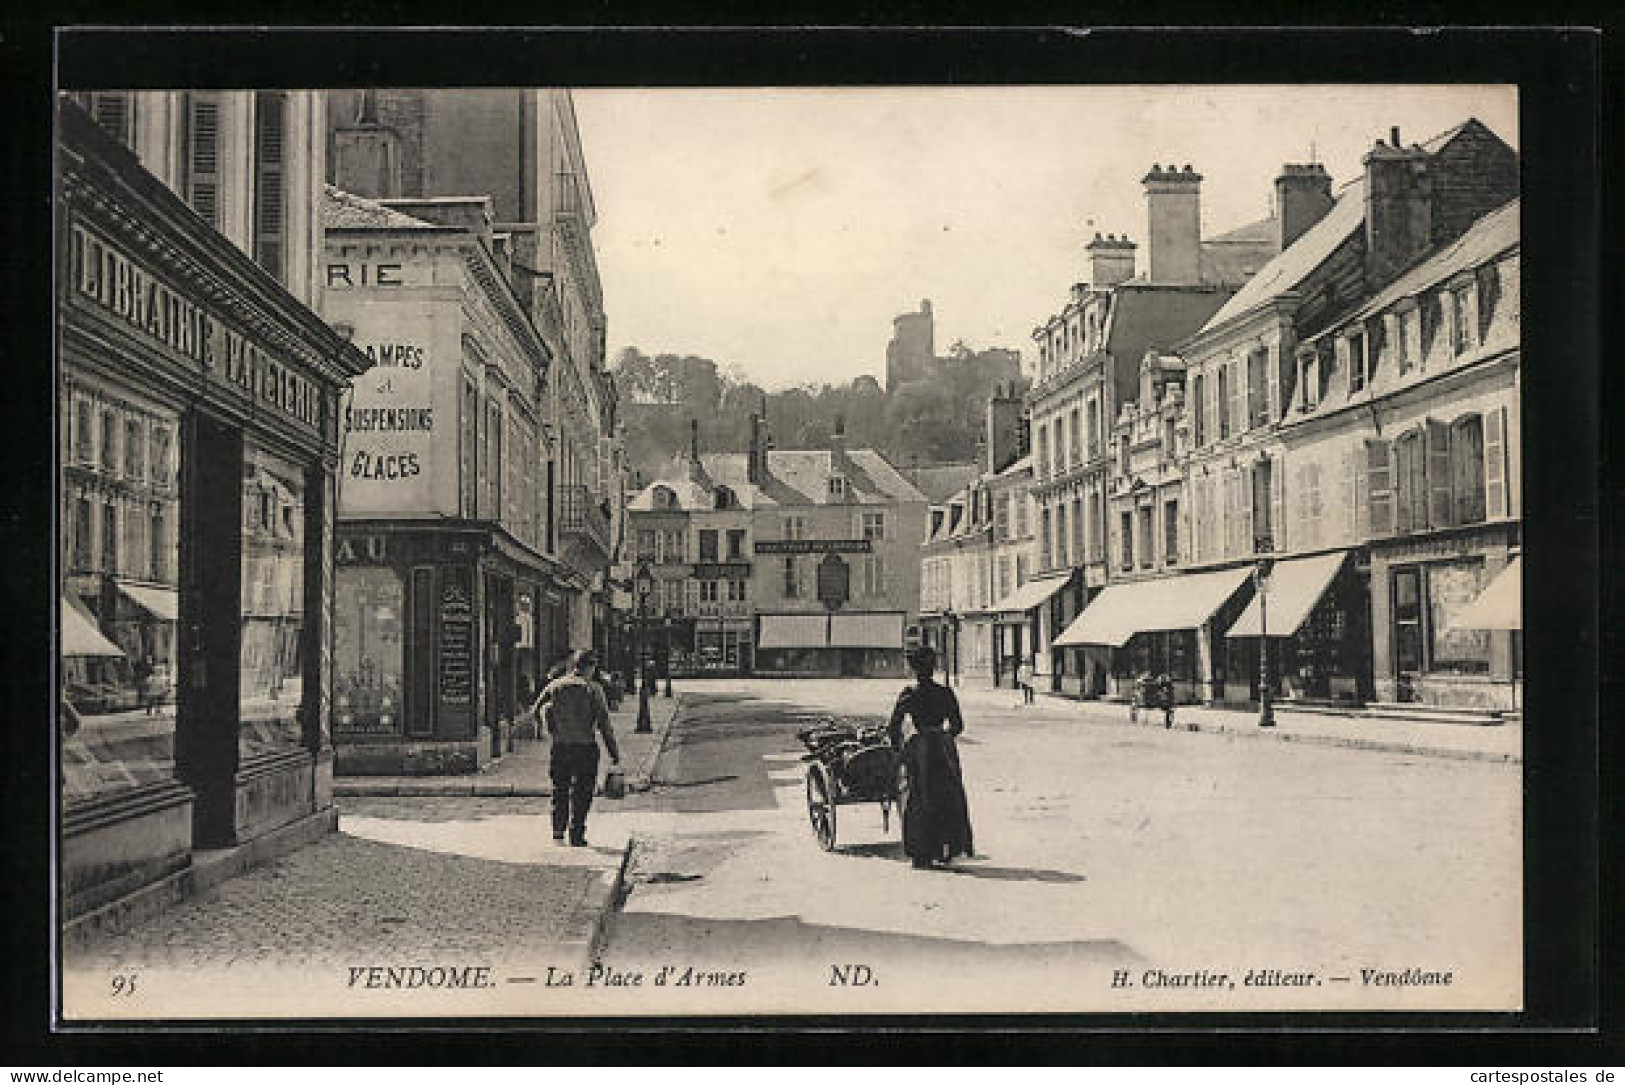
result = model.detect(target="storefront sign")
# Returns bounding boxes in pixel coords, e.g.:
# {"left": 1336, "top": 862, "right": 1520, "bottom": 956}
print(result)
{"left": 337, "top": 307, "right": 437, "bottom": 512}
{"left": 754, "top": 539, "right": 872, "bottom": 555}
{"left": 336, "top": 535, "right": 390, "bottom": 564}
{"left": 817, "top": 552, "right": 851, "bottom": 612}
{"left": 438, "top": 577, "right": 474, "bottom": 707}
{"left": 690, "top": 562, "right": 752, "bottom": 580}
{"left": 68, "top": 222, "right": 323, "bottom": 433}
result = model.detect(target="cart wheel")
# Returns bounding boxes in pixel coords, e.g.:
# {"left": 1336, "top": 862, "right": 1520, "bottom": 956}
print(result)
{"left": 807, "top": 764, "right": 837, "bottom": 851}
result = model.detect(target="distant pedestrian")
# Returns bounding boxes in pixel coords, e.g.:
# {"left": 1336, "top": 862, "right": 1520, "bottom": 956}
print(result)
{"left": 132, "top": 654, "right": 156, "bottom": 715}
{"left": 533, "top": 649, "right": 621, "bottom": 847}
{"left": 1016, "top": 657, "right": 1035, "bottom": 705}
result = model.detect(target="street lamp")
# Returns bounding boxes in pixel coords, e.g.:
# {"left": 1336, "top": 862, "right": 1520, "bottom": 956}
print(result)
{"left": 1253, "top": 549, "right": 1277, "bottom": 728}
{"left": 634, "top": 562, "right": 653, "bottom": 733}
{"left": 943, "top": 608, "right": 958, "bottom": 687}
{"left": 663, "top": 615, "right": 674, "bottom": 698}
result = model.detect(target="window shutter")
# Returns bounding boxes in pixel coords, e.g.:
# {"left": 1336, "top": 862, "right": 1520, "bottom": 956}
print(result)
{"left": 254, "top": 92, "right": 287, "bottom": 280}
{"left": 1266, "top": 346, "right": 1280, "bottom": 425}
{"left": 1366, "top": 439, "right": 1393, "bottom": 537}
{"left": 1335, "top": 336, "right": 1352, "bottom": 393}
{"left": 186, "top": 94, "right": 221, "bottom": 229}
{"left": 1271, "top": 464, "right": 1285, "bottom": 553}
{"left": 1485, "top": 405, "right": 1508, "bottom": 519}
{"left": 90, "top": 92, "right": 132, "bottom": 144}
{"left": 1426, "top": 418, "right": 1453, "bottom": 528}
{"left": 1228, "top": 362, "right": 1243, "bottom": 437}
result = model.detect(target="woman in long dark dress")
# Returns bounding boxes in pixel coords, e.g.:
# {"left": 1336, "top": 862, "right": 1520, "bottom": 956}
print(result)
{"left": 889, "top": 646, "right": 974, "bottom": 869}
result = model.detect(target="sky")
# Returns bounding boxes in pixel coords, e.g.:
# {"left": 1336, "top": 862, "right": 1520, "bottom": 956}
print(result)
{"left": 573, "top": 86, "right": 1517, "bottom": 391}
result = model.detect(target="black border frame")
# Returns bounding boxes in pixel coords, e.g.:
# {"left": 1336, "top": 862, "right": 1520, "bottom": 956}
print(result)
{"left": 3, "top": 19, "right": 1608, "bottom": 1066}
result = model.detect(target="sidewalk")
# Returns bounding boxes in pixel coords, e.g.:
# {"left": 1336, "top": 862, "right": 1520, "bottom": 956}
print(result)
{"left": 334, "top": 692, "right": 683, "bottom": 797}
{"left": 954, "top": 684, "right": 1522, "bottom": 764}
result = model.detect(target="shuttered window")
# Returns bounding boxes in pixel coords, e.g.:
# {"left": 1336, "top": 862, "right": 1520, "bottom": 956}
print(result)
{"left": 1451, "top": 414, "right": 1487, "bottom": 524}
{"left": 253, "top": 92, "right": 287, "bottom": 282}
{"left": 185, "top": 93, "right": 222, "bottom": 229}
{"left": 1426, "top": 419, "right": 1453, "bottom": 529}
{"left": 1216, "top": 367, "right": 1230, "bottom": 439}
{"left": 89, "top": 92, "right": 133, "bottom": 145}
{"left": 1484, "top": 406, "right": 1508, "bottom": 519}
{"left": 1366, "top": 439, "right": 1393, "bottom": 537}
{"left": 1246, "top": 348, "right": 1269, "bottom": 428}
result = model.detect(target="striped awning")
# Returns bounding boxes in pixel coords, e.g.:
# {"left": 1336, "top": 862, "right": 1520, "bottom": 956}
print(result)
{"left": 991, "top": 572, "right": 1071, "bottom": 615}
{"left": 118, "top": 582, "right": 179, "bottom": 622}
{"left": 1054, "top": 566, "right": 1253, "bottom": 648}
{"left": 61, "top": 597, "right": 124, "bottom": 658}
{"left": 758, "top": 614, "right": 829, "bottom": 649}
{"left": 1450, "top": 556, "right": 1521, "bottom": 630}
{"left": 1226, "top": 551, "right": 1349, "bottom": 638}
{"left": 828, "top": 612, "right": 905, "bottom": 648}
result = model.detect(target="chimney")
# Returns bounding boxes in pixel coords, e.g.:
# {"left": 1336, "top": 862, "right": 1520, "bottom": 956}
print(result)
{"left": 689, "top": 418, "right": 701, "bottom": 461}
{"left": 331, "top": 90, "right": 403, "bottom": 199}
{"left": 1274, "top": 163, "right": 1335, "bottom": 251}
{"left": 1142, "top": 164, "right": 1203, "bottom": 286}
{"left": 830, "top": 414, "right": 847, "bottom": 455}
{"left": 1086, "top": 232, "right": 1138, "bottom": 288}
{"left": 746, "top": 412, "right": 762, "bottom": 485}
{"left": 985, "top": 384, "right": 1024, "bottom": 475}
{"left": 1363, "top": 128, "right": 1432, "bottom": 289}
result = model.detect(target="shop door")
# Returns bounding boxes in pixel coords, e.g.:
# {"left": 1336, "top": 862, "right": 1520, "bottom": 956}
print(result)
{"left": 175, "top": 414, "right": 243, "bottom": 848}
{"left": 1391, "top": 567, "right": 1424, "bottom": 702}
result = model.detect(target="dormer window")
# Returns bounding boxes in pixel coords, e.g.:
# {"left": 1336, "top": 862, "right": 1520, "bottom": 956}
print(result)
{"left": 828, "top": 475, "right": 847, "bottom": 499}
{"left": 652, "top": 485, "right": 677, "bottom": 510}
{"left": 714, "top": 485, "right": 737, "bottom": 510}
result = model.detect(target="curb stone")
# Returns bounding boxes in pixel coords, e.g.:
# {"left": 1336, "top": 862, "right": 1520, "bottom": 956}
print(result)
{"left": 333, "top": 695, "right": 688, "bottom": 798}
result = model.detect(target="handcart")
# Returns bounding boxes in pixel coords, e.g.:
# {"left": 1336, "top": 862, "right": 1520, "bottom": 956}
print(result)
{"left": 795, "top": 718, "right": 898, "bottom": 852}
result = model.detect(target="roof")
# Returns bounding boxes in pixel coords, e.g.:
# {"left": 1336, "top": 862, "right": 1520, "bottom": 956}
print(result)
{"left": 1199, "top": 177, "right": 1368, "bottom": 332}
{"left": 1346, "top": 199, "right": 1519, "bottom": 327}
{"left": 901, "top": 462, "right": 982, "bottom": 503}
{"left": 322, "top": 185, "right": 442, "bottom": 230}
{"left": 628, "top": 448, "right": 927, "bottom": 512}
{"left": 1199, "top": 214, "right": 1279, "bottom": 287}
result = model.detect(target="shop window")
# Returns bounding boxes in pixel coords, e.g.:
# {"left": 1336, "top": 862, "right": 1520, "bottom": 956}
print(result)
{"left": 239, "top": 446, "right": 306, "bottom": 759}
{"left": 59, "top": 398, "right": 181, "bottom": 807}
{"left": 1391, "top": 568, "right": 1423, "bottom": 677}
{"left": 1426, "top": 560, "right": 1490, "bottom": 674}
{"left": 335, "top": 566, "right": 405, "bottom": 739}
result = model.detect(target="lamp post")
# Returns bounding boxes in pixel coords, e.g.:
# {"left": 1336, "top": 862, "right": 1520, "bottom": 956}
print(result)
{"left": 944, "top": 609, "right": 958, "bottom": 687}
{"left": 634, "top": 562, "right": 653, "bottom": 733}
{"left": 663, "top": 615, "right": 674, "bottom": 698}
{"left": 1254, "top": 549, "right": 1276, "bottom": 728}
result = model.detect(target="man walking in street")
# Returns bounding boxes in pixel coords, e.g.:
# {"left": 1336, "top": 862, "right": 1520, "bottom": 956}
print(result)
{"left": 534, "top": 649, "right": 621, "bottom": 847}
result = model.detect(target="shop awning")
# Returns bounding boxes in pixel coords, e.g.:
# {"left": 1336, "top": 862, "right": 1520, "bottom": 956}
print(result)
{"left": 1450, "top": 556, "right": 1522, "bottom": 630}
{"left": 991, "top": 572, "right": 1071, "bottom": 615}
{"left": 758, "top": 614, "right": 829, "bottom": 649}
{"left": 1053, "top": 566, "right": 1253, "bottom": 648}
{"left": 61, "top": 597, "right": 124, "bottom": 658}
{"left": 829, "top": 612, "right": 905, "bottom": 649}
{"left": 118, "top": 582, "right": 179, "bottom": 622}
{"left": 1226, "top": 551, "right": 1349, "bottom": 638}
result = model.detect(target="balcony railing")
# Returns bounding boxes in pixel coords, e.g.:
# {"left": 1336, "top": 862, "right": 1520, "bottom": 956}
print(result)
{"left": 560, "top": 482, "right": 611, "bottom": 555}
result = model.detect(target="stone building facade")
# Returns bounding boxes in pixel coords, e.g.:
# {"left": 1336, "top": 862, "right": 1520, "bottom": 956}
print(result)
{"left": 57, "top": 93, "right": 371, "bottom": 924}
